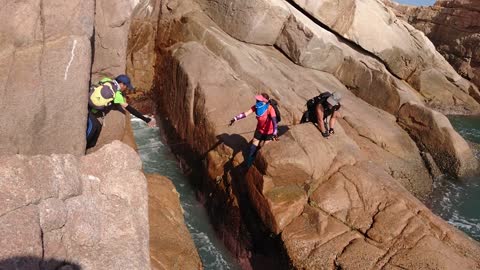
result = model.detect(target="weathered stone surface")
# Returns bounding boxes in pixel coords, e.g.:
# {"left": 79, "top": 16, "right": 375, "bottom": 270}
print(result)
{"left": 197, "top": 0, "right": 290, "bottom": 45}
{"left": 0, "top": 206, "right": 42, "bottom": 270}
{"left": 163, "top": 10, "right": 434, "bottom": 192}
{"left": 282, "top": 205, "right": 362, "bottom": 269}
{"left": 398, "top": 102, "right": 478, "bottom": 177}
{"left": 275, "top": 2, "right": 422, "bottom": 115}
{"left": 39, "top": 198, "right": 67, "bottom": 233}
{"left": 282, "top": 160, "right": 480, "bottom": 268}
{"left": 246, "top": 167, "right": 308, "bottom": 234}
{"left": 0, "top": 141, "right": 151, "bottom": 270}
{"left": 410, "top": 68, "right": 480, "bottom": 114}
{"left": 126, "top": 0, "right": 162, "bottom": 91}
{"left": 278, "top": 0, "right": 480, "bottom": 114}
{"left": 386, "top": 0, "right": 480, "bottom": 90}
{"left": 154, "top": 0, "right": 480, "bottom": 268}
{"left": 91, "top": 0, "right": 134, "bottom": 81}
{"left": 290, "top": 0, "right": 478, "bottom": 104}
{"left": 0, "top": 0, "right": 94, "bottom": 155}
{"left": 0, "top": 154, "right": 81, "bottom": 216}
{"left": 147, "top": 174, "right": 202, "bottom": 270}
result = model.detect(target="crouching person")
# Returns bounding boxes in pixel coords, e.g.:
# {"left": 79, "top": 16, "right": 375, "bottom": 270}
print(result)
{"left": 301, "top": 91, "right": 341, "bottom": 138}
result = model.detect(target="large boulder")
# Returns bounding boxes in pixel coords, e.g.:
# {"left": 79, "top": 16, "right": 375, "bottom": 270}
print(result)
{"left": 386, "top": 0, "right": 480, "bottom": 90}
{"left": 196, "top": 0, "right": 290, "bottom": 45}
{"left": 275, "top": 3, "right": 422, "bottom": 115}
{"left": 147, "top": 174, "right": 202, "bottom": 270}
{"left": 126, "top": 0, "right": 162, "bottom": 91}
{"left": 0, "top": 0, "right": 94, "bottom": 155}
{"left": 91, "top": 0, "right": 136, "bottom": 81}
{"left": 0, "top": 141, "right": 151, "bottom": 270}
{"left": 290, "top": 0, "right": 480, "bottom": 113}
{"left": 280, "top": 160, "right": 480, "bottom": 269}
{"left": 156, "top": 8, "right": 432, "bottom": 193}
{"left": 398, "top": 102, "right": 478, "bottom": 177}
{"left": 153, "top": 0, "right": 480, "bottom": 268}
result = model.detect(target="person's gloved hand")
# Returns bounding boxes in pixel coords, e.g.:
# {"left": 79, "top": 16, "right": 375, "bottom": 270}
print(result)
{"left": 229, "top": 118, "right": 237, "bottom": 126}
{"left": 273, "top": 130, "right": 279, "bottom": 141}
{"left": 322, "top": 131, "right": 330, "bottom": 138}
{"left": 147, "top": 117, "right": 157, "bottom": 128}
{"left": 329, "top": 128, "right": 335, "bottom": 135}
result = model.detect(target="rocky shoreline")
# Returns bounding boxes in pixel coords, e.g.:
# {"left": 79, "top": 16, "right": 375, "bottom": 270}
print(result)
{"left": 143, "top": 0, "right": 480, "bottom": 268}
{"left": 2, "top": 0, "right": 480, "bottom": 269}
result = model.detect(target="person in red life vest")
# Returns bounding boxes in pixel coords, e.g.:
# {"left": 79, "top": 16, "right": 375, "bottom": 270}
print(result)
{"left": 229, "top": 93, "right": 278, "bottom": 167}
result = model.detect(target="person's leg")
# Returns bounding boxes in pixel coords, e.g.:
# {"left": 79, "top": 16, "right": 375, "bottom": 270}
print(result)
{"left": 86, "top": 112, "right": 102, "bottom": 149}
{"left": 328, "top": 111, "right": 339, "bottom": 133}
{"left": 246, "top": 134, "right": 261, "bottom": 167}
{"left": 315, "top": 104, "right": 327, "bottom": 133}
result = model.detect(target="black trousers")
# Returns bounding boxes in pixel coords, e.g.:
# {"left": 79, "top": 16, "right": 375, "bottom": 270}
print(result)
{"left": 86, "top": 111, "right": 102, "bottom": 149}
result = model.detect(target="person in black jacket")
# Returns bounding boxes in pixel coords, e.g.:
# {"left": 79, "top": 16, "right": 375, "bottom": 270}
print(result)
{"left": 301, "top": 92, "right": 342, "bottom": 138}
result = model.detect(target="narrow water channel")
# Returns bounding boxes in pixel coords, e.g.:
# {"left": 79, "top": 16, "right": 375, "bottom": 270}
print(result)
{"left": 131, "top": 117, "right": 241, "bottom": 270}
{"left": 425, "top": 115, "right": 480, "bottom": 241}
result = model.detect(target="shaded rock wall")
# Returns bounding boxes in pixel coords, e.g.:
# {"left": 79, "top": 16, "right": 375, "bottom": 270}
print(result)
{"left": 152, "top": 0, "right": 480, "bottom": 268}
{"left": 0, "top": 0, "right": 94, "bottom": 155}
{"left": 127, "top": 0, "right": 162, "bottom": 92}
{"left": 385, "top": 0, "right": 480, "bottom": 90}
{"left": 0, "top": 141, "right": 150, "bottom": 270}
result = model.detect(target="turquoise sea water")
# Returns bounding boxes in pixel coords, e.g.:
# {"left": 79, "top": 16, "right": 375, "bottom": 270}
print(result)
{"left": 131, "top": 118, "right": 241, "bottom": 270}
{"left": 425, "top": 115, "right": 480, "bottom": 241}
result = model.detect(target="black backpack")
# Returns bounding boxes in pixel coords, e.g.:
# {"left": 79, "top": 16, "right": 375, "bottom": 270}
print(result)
{"left": 306, "top": 92, "right": 331, "bottom": 110}
{"left": 301, "top": 92, "right": 332, "bottom": 124}
{"left": 268, "top": 99, "right": 281, "bottom": 123}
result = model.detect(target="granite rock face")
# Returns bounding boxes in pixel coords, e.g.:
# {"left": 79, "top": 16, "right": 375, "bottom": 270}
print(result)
{"left": 0, "top": 141, "right": 150, "bottom": 270}
{"left": 152, "top": 0, "right": 480, "bottom": 268}
{"left": 126, "top": 0, "right": 162, "bottom": 92}
{"left": 0, "top": 0, "right": 94, "bottom": 155}
{"left": 91, "top": 0, "right": 136, "bottom": 81}
{"left": 288, "top": 0, "right": 480, "bottom": 114}
{"left": 385, "top": 0, "right": 480, "bottom": 90}
{"left": 147, "top": 174, "right": 202, "bottom": 270}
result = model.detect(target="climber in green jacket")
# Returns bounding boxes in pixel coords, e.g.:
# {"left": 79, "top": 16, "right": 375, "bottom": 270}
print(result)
{"left": 86, "top": 74, "right": 156, "bottom": 149}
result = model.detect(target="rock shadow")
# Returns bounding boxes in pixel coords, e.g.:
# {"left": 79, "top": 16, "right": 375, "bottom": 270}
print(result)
{"left": 213, "top": 131, "right": 291, "bottom": 270}
{"left": 0, "top": 256, "right": 81, "bottom": 270}
{"left": 277, "top": 124, "right": 290, "bottom": 137}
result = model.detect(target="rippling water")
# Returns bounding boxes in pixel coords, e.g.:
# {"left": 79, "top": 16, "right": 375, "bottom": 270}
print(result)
{"left": 425, "top": 115, "right": 480, "bottom": 241}
{"left": 131, "top": 118, "right": 241, "bottom": 270}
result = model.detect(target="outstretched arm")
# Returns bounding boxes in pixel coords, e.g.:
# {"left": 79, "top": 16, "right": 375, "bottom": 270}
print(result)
{"left": 121, "top": 102, "right": 155, "bottom": 127}
{"left": 230, "top": 108, "right": 253, "bottom": 125}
